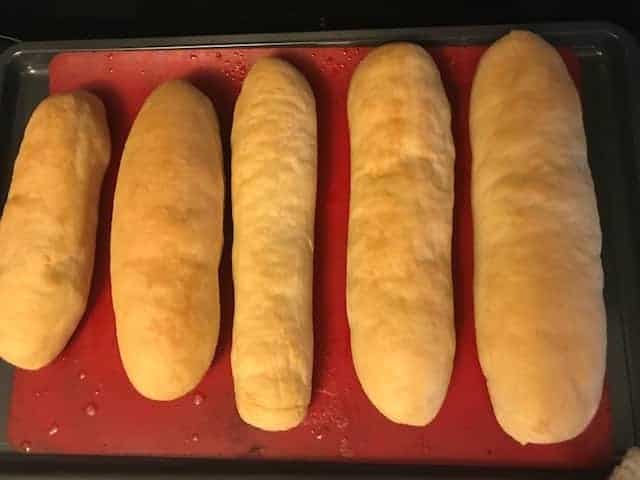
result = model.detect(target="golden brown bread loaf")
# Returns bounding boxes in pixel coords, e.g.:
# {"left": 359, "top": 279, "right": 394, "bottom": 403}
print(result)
{"left": 0, "top": 91, "right": 110, "bottom": 369}
{"left": 111, "top": 80, "right": 224, "bottom": 401}
{"left": 470, "top": 30, "right": 606, "bottom": 444}
{"left": 347, "top": 43, "right": 456, "bottom": 426}
{"left": 231, "top": 58, "right": 317, "bottom": 431}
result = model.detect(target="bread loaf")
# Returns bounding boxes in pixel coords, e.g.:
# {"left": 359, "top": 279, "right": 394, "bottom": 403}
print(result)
{"left": 0, "top": 91, "right": 110, "bottom": 369}
{"left": 231, "top": 58, "right": 317, "bottom": 431}
{"left": 470, "top": 30, "right": 606, "bottom": 444}
{"left": 111, "top": 80, "right": 224, "bottom": 401}
{"left": 347, "top": 43, "right": 456, "bottom": 426}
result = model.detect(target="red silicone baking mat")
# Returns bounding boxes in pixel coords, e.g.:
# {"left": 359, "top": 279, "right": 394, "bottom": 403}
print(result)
{"left": 7, "top": 44, "right": 612, "bottom": 468}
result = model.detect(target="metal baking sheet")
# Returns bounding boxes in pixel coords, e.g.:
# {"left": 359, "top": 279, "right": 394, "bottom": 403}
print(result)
{"left": 0, "top": 22, "right": 638, "bottom": 479}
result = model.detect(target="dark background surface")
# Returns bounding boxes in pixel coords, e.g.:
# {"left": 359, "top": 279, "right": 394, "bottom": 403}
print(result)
{"left": 0, "top": 3, "right": 638, "bottom": 42}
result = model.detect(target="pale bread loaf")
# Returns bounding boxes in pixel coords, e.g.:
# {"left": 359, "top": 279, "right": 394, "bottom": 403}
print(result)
{"left": 470, "top": 30, "right": 606, "bottom": 444}
{"left": 111, "top": 80, "right": 224, "bottom": 401}
{"left": 347, "top": 43, "right": 456, "bottom": 426}
{"left": 231, "top": 58, "right": 317, "bottom": 431}
{"left": 0, "top": 91, "right": 110, "bottom": 369}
